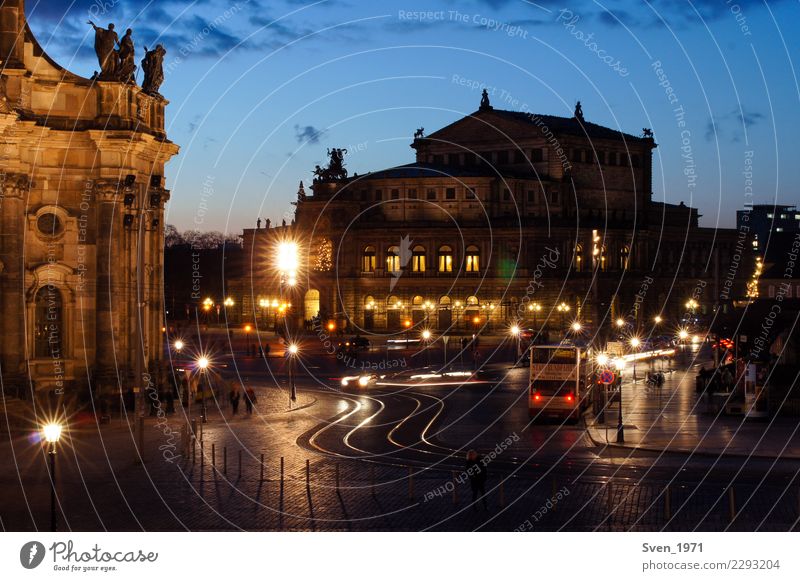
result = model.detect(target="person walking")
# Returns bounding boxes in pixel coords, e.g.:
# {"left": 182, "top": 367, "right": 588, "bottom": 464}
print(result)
{"left": 465, "top": 450, "right": 488, "bottom": 510}
{"left": 229, "top": 387, "right": 240, "bottom": 416}
{"left": 244, "top": 386, "right": 257, "bottom": 415}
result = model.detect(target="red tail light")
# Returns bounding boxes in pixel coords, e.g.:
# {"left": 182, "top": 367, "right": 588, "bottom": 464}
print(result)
{"left": 566, "top": 393, "right": 574, "bottom": 402}
{"left": 534, "top": 394, "right": 541, "bottom": 401}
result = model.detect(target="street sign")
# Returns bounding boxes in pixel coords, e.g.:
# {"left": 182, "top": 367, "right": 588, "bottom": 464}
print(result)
{"left": 442, "top": 335, "right": 450, "bottom": 345}
{"left": 599, "top": 369, "right": 615, "bottom": 385}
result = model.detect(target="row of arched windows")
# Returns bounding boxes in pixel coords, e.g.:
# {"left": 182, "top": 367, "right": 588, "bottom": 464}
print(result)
{"left": 362, "top": 245, "right": 481, "bottom": 274}
{"left": 573, "top": 244, "right": 630, "bottom": 272}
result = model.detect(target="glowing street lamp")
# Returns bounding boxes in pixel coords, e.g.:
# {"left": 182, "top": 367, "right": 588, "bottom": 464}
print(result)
{"left": 287, "top": 343, "right": 299, "bottom": 403}
{"left": 510, "top": 325, "right": 522, "bottom": 359}
{"left": 629, "top": 337, "right": 641, "bottom": 381}
{"left": 174, "top": 339, "right": 184, "bottom": 353}
{"left": 571, "top": 321, "right": 582, "bottom": 333}
{"left": 197, "top": 356, "right": 210, "bottom": 422}
{"left": 596, "top": 353, "right": 609, "bottom": 367}
{"left": 615, "top": 317, "right": 625, "bottom": 329}
{"left": 557, "top": 302, "right": 570, "bottom": 328}
{"left": 613, "top": 358, "right": 626, "bottom": 442}
{"left": 654, "top": 315, "right": 663, "bottom": 325}
{"left": 421, "top": 329, "right": 432, "bottom": 366}
{"left": 43, "top": 422, "right": 63, "bottom": 531}
{"left": 224, "top": 297, "right": 234, "bottom": 308}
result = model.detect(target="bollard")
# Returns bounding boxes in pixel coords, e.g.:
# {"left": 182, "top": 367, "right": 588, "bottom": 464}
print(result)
{"left": 200, "top": 441, "right": 205, "bottom": 468}
{"left": 191, "top": 418, "right": 197, "bottom": 439}
{"left": 306, "top": 459, "right": 310, "bottom": 487}
{"left": 664, "top": 485, "right": 671, "bottom": 521}
{"left": 223, "top": 446, "right": 227, "bottom": 475}
{"left": 408, "top": 466, "right": 414, "bottom": 500}
{"left": 452, "top": 471, "right": 458, "bottom": 504}
{"left": 260, "top": 454, "right": 265, "bottom": 482}
{"left": 335, "top": 464, "right": 340, "bottom": 493}
{"left": 192, "top": 436, "right": 196, "bottom": 464}
{"left": 728, "top": 487, "right": 736, "bottom": 522}
{"left": 200, "top": 420, "right": 204, "bottom": 443}
{"left": 281, "top": 457, "right": 285, "bottom": 489}
{"left": 212, "top": 443, "right": 216, "bottom": 467}
{"left": 137, "top": 416, "right": 144, "bottom": 457}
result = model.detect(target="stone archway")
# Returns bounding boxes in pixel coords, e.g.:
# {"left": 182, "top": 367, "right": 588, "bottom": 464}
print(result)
{"left": 304, "top": 289, "right": 320, "bottom": 321}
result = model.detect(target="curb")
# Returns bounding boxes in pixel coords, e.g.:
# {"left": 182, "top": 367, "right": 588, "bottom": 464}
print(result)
{"left": 584, "top": 422, "right": 800, "bottom": 461}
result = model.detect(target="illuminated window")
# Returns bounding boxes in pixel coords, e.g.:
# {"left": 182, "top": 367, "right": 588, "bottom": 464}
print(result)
{"left": 574, "top": 244, "right": 583, "bottom": 272}
{"left": 35, "top": 286, "right": 64, "bottom": 358}
{"left": 620, "top": 245, "right": 630, "bottom": 270}
{"left": 362, "top": 245, "right": 376, "bottom": 272}
{"left": 466, "top": 245, "right": 480, "bottom": 273}
{"left": 412, "top": 245, "right": 426, "bottom": 272}
{"left": 387, "top": 246, "right": 400, "bottom": 273}
{"left": 438, "top": 245, "right": 453, "bottom": 273}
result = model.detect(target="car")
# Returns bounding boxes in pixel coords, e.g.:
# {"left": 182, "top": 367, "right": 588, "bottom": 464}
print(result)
{"left": 340, "top": 373, "right": 379, "bottom": 388}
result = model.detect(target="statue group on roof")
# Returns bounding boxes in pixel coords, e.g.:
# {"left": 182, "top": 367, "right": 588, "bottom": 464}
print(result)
{"left": 87, "top": 21, "right": 166, "bottom": 95}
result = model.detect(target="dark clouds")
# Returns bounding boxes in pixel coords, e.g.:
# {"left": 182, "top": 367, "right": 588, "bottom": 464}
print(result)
{"left": 294, "top": 124, "right": 325, "bottom": 144}
{"left": 705, "top": 108, "right": 765, "bottom": 142}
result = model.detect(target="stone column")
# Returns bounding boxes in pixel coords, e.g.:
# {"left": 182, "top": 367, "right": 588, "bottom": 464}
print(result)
{"left": 0, "top": 0, "right": 25, "bottom": 70}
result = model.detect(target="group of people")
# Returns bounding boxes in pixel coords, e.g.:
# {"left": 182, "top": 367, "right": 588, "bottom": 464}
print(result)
{"left": 229, "top": 386, "right": 257, "bottom": 416}
{"left": 697, "top": 364, "right": 736, "bottom": 394}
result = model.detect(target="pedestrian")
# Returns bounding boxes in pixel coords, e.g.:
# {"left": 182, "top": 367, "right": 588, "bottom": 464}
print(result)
{"left": 721, "top": 367, "right": 734, "bottom": 392}
{"left": 229, "top": 387, "right": 240, "bottom": 415}
{"left": 465, "top": 449, "right": 488, "bottom": 510}
{"left": 245, "top": 386, "right": 257, "bottom": 414}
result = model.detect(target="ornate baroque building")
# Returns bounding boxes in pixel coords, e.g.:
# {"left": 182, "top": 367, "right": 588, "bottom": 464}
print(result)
{"left": 0, "top": 1, "right": 178, "bottom": 397}
{"left": 234, "top": 95, "right": 743, "bottom": 338}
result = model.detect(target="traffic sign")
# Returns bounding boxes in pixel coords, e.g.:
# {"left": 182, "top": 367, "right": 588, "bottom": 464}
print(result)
{"left": 599, "top": 369, "right": 615, "bottom": 385}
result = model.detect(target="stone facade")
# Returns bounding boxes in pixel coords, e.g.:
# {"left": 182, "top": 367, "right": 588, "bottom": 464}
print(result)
{"left": 232, "top": 96, "right": 744, "bottom": 340}
{"left": 0, "top": 1, "right": 179, "bottom": 397}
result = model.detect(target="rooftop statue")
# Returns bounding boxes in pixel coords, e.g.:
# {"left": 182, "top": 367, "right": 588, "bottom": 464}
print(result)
{"left": 88, "top": 21, "right": 119, "bottom": 80}
{"left": 116, "top": 29, "right": 137, "bottom": 84}
{"left": 312, "top": 148, "right": 349, "bottom": 182}
{"left": 141, "top": 44, "right": 167, "bottom": 96}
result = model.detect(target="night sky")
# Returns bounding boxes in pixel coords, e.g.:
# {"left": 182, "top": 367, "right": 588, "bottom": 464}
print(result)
{"left": 26, "top": 0, "right": 800, "bottom": 234}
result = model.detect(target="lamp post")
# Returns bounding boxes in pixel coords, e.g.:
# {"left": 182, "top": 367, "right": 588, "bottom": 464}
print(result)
{"left": 173, "top": 339, "right": 184, "bottom": 354}
{"left": 43, "top": 422, "right": 62, "bottom": 532}
{"left": 276, "top": 241, "right": 299, "bottom": 336}
{"left": 288, "top": 343, "right": 299, "bottom": 403}
{"left": 510, "top": 325, "right": 521, "bottom": 361}
{"left": 614, "top": 358, "right": 626, "bottom": 442}
{"left": 557, "top": 302, "right": 570, "bottom": 329}
{"left": 244, "top": 324, "right": 252, "bottom": 355}
{"left": 421, "top": 329, "right": 432, "bottom": 367}
{"left": 596, "top": 353, "right": 609, "bottom": 424}
{"left": 528, "top": 302, "right": 542, "bottom": 330}
{"left": 630, "top": 337, "right": 640, "bottom": 381}
{"left": 197, "top": 356, "right": 210, "bottom": 423}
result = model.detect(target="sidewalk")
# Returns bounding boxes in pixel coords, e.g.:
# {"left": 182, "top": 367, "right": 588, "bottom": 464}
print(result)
{"left": 585, "top": 359, "right": 800, "bottom": 459}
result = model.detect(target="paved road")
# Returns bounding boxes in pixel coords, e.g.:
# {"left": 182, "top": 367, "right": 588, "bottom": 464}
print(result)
{"left": 2, "top": 341, "right": 799, "bottom": 531}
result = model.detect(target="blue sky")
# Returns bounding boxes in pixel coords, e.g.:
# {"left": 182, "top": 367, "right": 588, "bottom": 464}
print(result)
{"left": 27, "top": 0, "right": 800, "bottom": 233}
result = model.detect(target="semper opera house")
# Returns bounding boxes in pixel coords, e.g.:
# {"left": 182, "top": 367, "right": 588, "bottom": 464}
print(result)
{"left": 233, "top": 93, "right": 744, "bottom": 337}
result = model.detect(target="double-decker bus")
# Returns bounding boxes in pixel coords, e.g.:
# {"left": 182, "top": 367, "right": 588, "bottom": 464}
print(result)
{"left": 528, "top": 344, "right": 590, "bottom": 421}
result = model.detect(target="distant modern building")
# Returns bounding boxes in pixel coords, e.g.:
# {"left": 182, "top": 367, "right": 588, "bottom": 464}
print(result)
{"left": 737, "top": 204, "right": 800, "bottom": 254}
{"left": 0, "top": 1, "right": 179, "bottom": 398}
{"left": 230, "top": 93, "right": 744, "bottom": 337}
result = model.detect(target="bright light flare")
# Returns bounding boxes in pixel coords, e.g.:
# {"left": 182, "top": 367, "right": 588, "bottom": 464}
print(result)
{"left": 510, "top": 325, "right": 520, "bottom": 336}
{"left": 288, "top": 344, "right": 299, "bottom": 355}
{"left": 277, "top": 241, "right": 299, "bottom": 275}
{"left": 596, "top": 353, "right": 609, "bottom": 366}
{"left": 421, "top": 330, "right": 432, "bottom": 341}
{"left": 174, "top": 339, "right": 184, "bottom": 351}
{"left": 197, "top": 356, "right": 210, "bottom": 370}
{"left": 43, "top": 423, "right": 63, "bottom": 444}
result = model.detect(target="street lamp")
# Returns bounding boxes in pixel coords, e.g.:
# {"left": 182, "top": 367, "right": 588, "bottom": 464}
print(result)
{"left": 571, "top": 321, "right": 582, "bottom": 333}
{"left": 173, "top": 339, "right": 184, "bottom": 353}
{"left": 197, "top": 356, "right": 210, "bottom": 423}
{"left": 528, "top": 302, "right": 542, "bottom": 328}
{"left": 596, "top": 352, "right": 609, "bottom": 367}
{"left": 43, "top": 422, "right": 63, "bottom": 532}
{"left": 630, "top": 337, "right": 641, "bottom": 381}
{"left": 421, "top": 329, "right": 432, "bottom": 366}
{"left": 557, "top": 302, "right": 570, "bottom": 328}
{"left": 510, "top": 325, "right": 521, "bottom": 360}
{"left": 613, "top": 358, "right": 626, "bottom": 442}
{"left": 288, "top": 343, "right": 299, "bottom": 403}
{"left": 244, "top": 323, "right": 252, "bottom": 354}
{"left": 654, "top": 315, "right": 663, "bottom": 325}
{"left": 276, "top": 241, "right": 299, "bottom": 332}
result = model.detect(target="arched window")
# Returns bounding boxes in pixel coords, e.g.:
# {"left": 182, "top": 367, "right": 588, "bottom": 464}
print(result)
{"left": 620, "top": 245, "right": 630, "bottom": 270}
{"left": 387, "top": 295, "right": 401, "bottom": 309}
{"left": 412, "top": 295, "right": 424, "bottom": 306}
{"left": 412, "top": 245, "right": 426, "bottom": 272}
{"left": 438, "top": 245, "right": 453, "bottom": 273}
{"left": 35, "top": 286, "right": 64, "bottom": 358}
{"left": 387, "top": 246, "right": 400, "bottom": 273}
{"left": 466, "top": 295, "right": 479, "bottom": 306}
{"left": 362, "top": 245, "right": 376, "bottom": 272}
{"left": 439, "top": 296, "right": 451, "bottom": 306}
{"left": 465, "top": 245, "right": 480, "bottom": 273}
{"left": 574, "top": 243, "right": 584, "bottom": 272}
{"left": 364, "top": 295, "right": 376, "bottom": 310}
